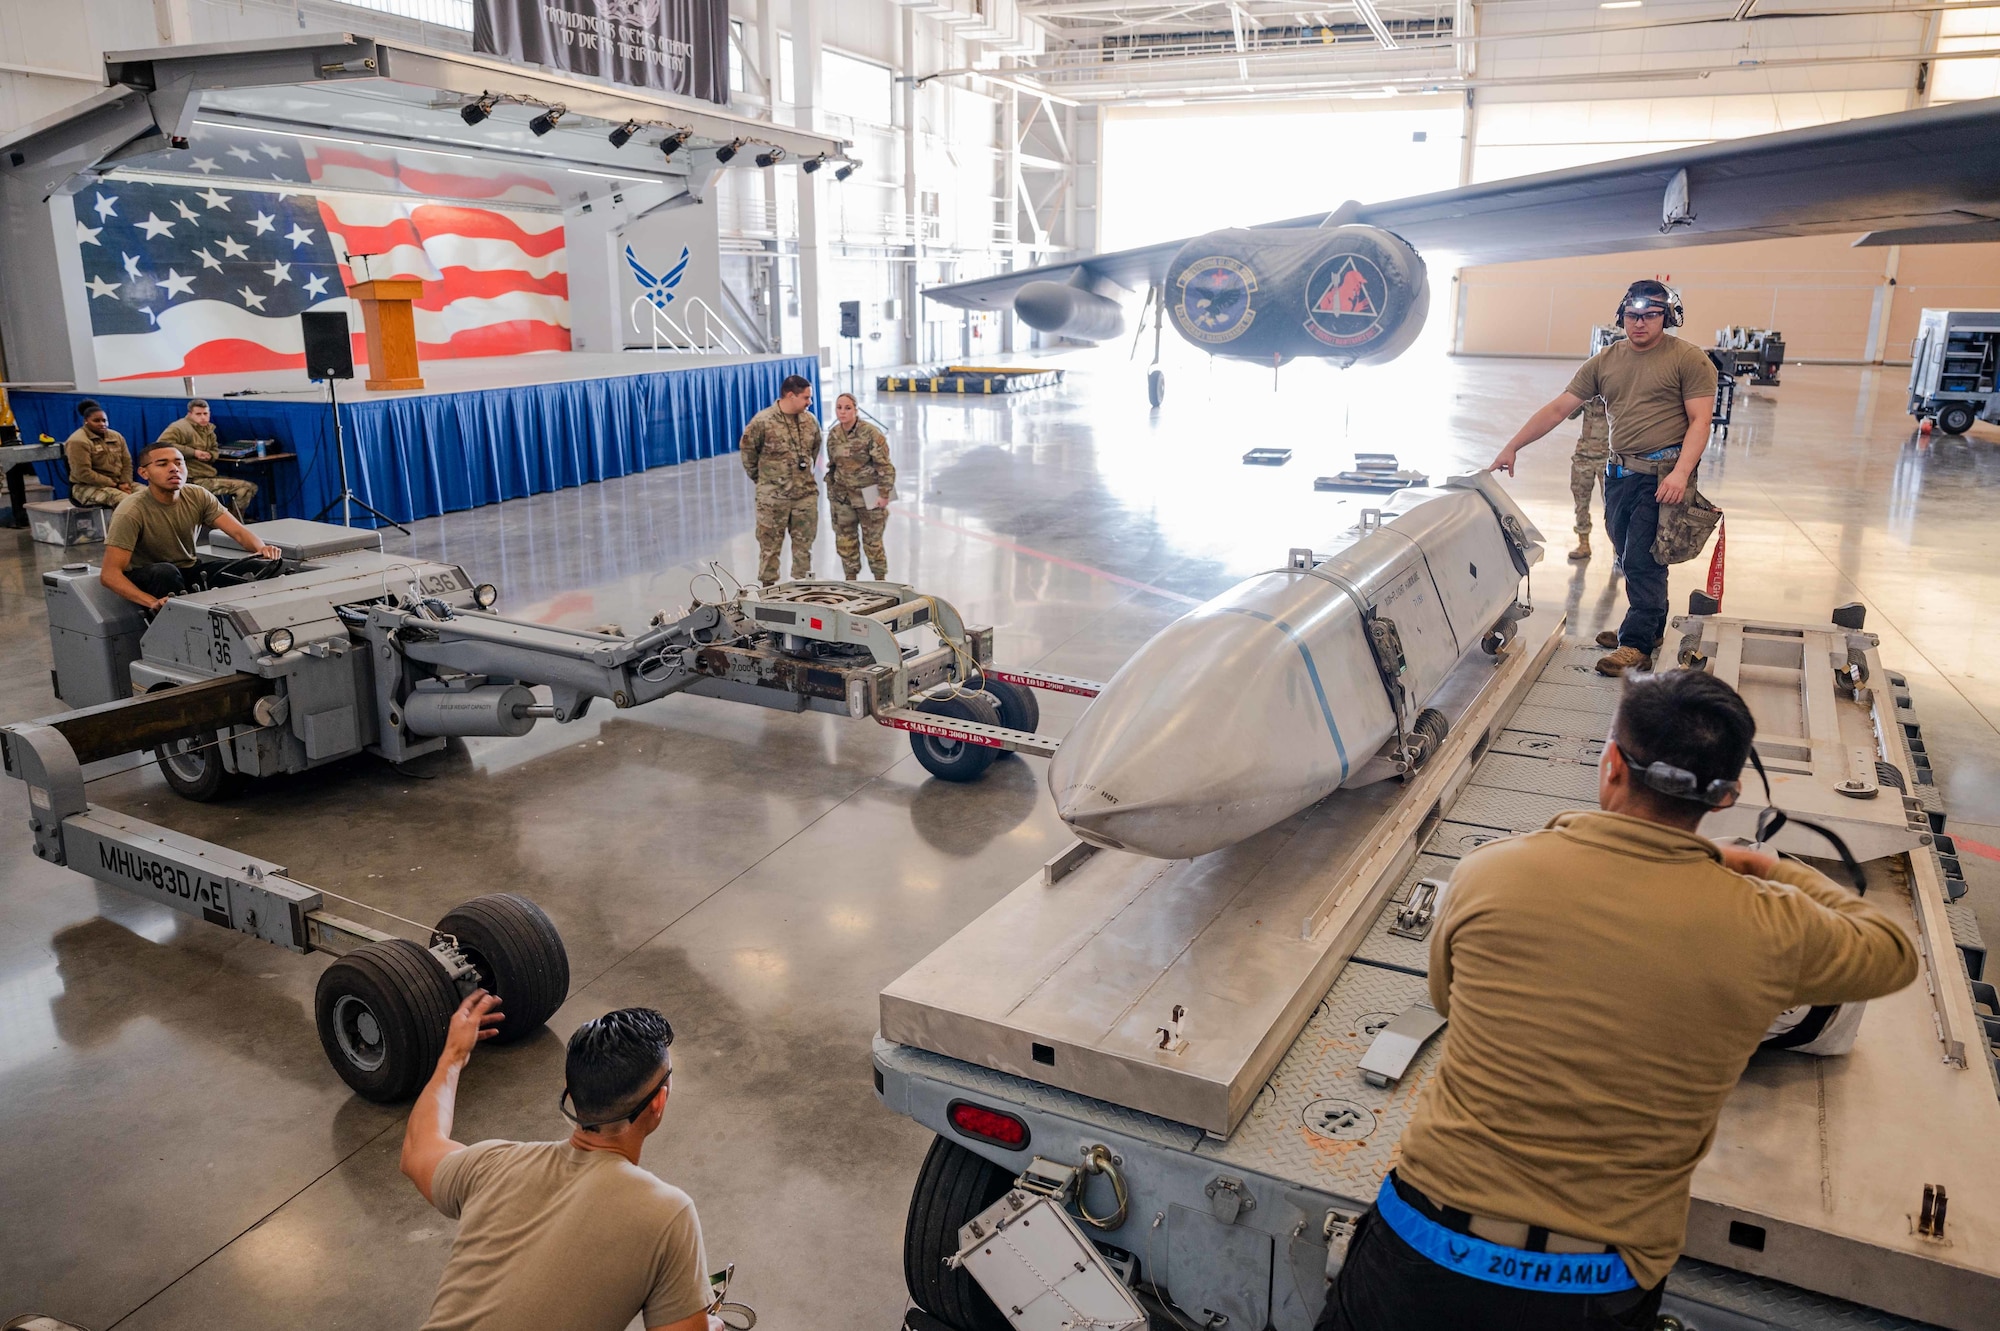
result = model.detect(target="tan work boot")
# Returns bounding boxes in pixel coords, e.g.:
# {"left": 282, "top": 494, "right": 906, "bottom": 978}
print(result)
{"left": 1596, "top": 645, "right": 1651, "bottom": 676}
{"left": 1569, "top": 534, "right": 1591, "bottom": 561}
{"left": 1595, "top": 630, "right": 1619, "bottom": 649}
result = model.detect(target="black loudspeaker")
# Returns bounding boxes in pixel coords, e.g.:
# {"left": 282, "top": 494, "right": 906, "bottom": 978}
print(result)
{"left": 301, "top": 310, "right": 354, "bottom": 380}
{"left": 839, "top": 300, "right": 861, "bottom": 339}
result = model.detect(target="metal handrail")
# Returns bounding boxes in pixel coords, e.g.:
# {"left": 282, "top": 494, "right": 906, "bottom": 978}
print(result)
{"left": 628, "top": 295, "right": 751, "bottom": 356}
{"left": 680, "top": 297, "right": 749, "bottom": 356}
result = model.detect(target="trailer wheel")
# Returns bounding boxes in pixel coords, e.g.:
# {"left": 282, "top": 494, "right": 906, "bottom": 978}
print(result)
{"left": 911, "top": 692, "right": 1002, "bottom": 783}
{"left": 904, "top": 1136, "right": 1015, "bottom": 1331}
{"left": 978, "top": 678, "right": 1040, "bottom": 736}
{"left": 314, "top": 939, "right": 459, "bottom": 1102}
{"left": 434, "top": 893, "right": 571, "bottom": 1043}
{"left": 1938, "top": 403, "right": 1976, "bottom": 435}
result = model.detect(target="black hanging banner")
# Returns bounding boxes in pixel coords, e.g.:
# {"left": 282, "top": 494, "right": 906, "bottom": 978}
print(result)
{"left": 475, "top": 0, "right": 730, "bottom": 103}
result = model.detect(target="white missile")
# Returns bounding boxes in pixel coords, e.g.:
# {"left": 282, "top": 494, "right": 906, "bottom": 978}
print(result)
{"left": 1049, "top": 474, "right": 1543, "bottom": 859}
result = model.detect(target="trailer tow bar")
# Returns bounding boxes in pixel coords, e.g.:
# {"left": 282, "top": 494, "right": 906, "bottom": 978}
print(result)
{"left": 2, "top": 719, "right": 572, "bottom": 1102}
{"left": 875, "top": 667, "right": 1102, "bottom": 779}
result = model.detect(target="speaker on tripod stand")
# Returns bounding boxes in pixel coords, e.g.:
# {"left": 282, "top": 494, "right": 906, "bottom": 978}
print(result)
{"left": 302, "top": 310, "right": 409, "bottom": 534}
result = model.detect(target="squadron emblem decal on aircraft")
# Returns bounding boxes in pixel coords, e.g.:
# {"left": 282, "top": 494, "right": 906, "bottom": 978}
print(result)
{"left": 1173, "top": 256, "right": 1257, "bottom": 344}
{"left": 1305, "top": 253, "right": 1387, "bottom": 348}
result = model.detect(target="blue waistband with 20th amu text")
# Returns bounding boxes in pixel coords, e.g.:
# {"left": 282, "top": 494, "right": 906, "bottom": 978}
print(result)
{"left": 1374, "top": 1175, "right": 1638, "bottom": 1294}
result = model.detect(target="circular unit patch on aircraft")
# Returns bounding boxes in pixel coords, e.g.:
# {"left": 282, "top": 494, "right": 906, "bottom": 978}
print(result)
{"left": 1174, "top": 256, "right": 1259, "bottom": 344}
{"left": 1303, "top": 252, "right": 1390, "bottom": 349}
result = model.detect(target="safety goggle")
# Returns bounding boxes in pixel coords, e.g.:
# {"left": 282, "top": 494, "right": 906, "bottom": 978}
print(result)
{"left": 558, "top": 1065, "right": 672, "bottom": 1131}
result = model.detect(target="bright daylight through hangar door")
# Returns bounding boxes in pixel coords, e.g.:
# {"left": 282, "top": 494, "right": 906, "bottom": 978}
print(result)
{"left": 1099, "top": 97, "right": 1464, "bottom": 252}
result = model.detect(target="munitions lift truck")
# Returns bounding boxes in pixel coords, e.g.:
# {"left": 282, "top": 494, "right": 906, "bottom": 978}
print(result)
{"left": 1908, "top": 308, "right": 2000, "bottom": 436}
{"left": 875, "top": 598, "right": 2000, "bottom": 1331}
{"left": 4, "top": 520, "right": 1087, "bottom": 1099}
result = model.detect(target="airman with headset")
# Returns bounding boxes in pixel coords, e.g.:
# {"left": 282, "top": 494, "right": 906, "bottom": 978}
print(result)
{"left": 1316, "top": 667, "right": 1916, "bottom": 1331}
{"left": 1488, "top": 280, "right": 1718, "bottom": 676}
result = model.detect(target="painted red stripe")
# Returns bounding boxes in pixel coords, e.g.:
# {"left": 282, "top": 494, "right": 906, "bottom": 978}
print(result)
{"left": 416, "top": 320, "right": 572, "bottom": 360}
{"left": 409, "top": 205, "right": 566, "bottom": 256}
{"left": 104, "top": 340, "right": 309, "bottom": 381}
{"left": 1955, "top": 835, "right": 2000, "bottom": 862}
{"left": 321, "top": 216, "right": 427, "bottom": 257}
{"left": 416, "top": 267, "right": 569, "bottom": 307}
{"left": 306, "top": 147, "right": 556, "bottom": 201}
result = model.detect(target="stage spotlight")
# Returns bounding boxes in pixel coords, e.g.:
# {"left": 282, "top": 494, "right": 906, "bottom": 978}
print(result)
{"left": 608, "top": 119, "right": 642, "bottom": 149}
{"left": 529, "top": 104, "right": 567, "bottom": 136}
{"left": 835, "top": 159, "right": 860, "bottom": 182}
{"left": 801, "top": 153, "right": 827, "bottom": 174}
{"left": 659, "top": 128, "right": 692, "bottom": 158}
{"left": 755, "top": 146, "right": 786, "bottom": 168}
{"left": 715, "top": 138, "right": 743, "bottom": 163}
{"left": 460, "top": 92, "right": 499, "bottom": 126}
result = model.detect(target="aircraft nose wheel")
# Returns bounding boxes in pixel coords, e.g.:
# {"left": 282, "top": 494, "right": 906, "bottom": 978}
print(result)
{"left": 1148, "top": 369, "right": 1166, "bottom": 408}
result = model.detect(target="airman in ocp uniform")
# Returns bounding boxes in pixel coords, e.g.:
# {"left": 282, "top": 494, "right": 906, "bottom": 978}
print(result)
{"left": 825, "top": 393, "right": 896, "bottom": 581}
{"left": 1568, "top": 397, "right": 1609, "bottom": 561}
{"left": 740, "top": 374, "right": 821, "bottom": 584}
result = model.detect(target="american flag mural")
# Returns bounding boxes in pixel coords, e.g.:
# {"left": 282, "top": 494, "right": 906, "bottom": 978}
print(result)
{"left": 79, "top": 125, "right": 570, "bottom": 381}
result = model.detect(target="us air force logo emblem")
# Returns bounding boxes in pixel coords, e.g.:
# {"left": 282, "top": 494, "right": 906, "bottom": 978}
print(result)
{"left": 1304, "top": 252, "right": 1388, "bottom": 348}
{"left": 1174, "top": 256, "right": 1258, "bottom": 344}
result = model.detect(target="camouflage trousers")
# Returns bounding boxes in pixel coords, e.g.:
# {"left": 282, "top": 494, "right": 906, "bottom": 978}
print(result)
{"left": 755, "top": 491, "right": 818, "bottom": 583}
{"left": 198, "top": 476, "right": 258, "bottom": 514}
{"left": 70, "top": 485, "right": 128, "bottom": 508}
{"left": 830, "top": 498, "right": 889, "bottom": 580}
{"left": 1570, "top": 442, "right": 1609, "bottom": 536}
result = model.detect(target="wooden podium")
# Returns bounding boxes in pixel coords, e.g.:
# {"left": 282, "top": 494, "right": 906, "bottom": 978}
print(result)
{"left": 348, "top": 279, "right": 425, "bottom": 391}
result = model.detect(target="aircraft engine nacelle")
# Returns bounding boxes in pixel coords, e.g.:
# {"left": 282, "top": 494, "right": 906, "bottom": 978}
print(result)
{"left": 1013, "top": 280, "right": 1127, "bottom": 343}
{"left": 1166, "top": 225, "right": 1429, "bottom": 367}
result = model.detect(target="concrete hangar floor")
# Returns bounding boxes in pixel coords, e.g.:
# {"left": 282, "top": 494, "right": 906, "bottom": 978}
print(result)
{"left": 1, "top": 348, "right": 1997, "bottom": 1329}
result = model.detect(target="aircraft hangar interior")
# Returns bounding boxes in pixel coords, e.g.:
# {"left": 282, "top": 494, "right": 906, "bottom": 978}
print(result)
{"left": 4, "top": 1, "right": 2000, "bottom": 1329}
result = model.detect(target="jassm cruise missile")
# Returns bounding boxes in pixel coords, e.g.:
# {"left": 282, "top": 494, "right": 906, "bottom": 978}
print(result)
{"left": 1049, "top": 474, "right": 1543, "bottom": 859}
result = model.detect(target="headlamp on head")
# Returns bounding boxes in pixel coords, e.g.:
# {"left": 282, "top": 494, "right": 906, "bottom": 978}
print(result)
{"left": 1614, "top": 280, "right": 1683, "bottom": 330}
{"left": 1614, "top": 742, "right": 1737, "bottom": 807}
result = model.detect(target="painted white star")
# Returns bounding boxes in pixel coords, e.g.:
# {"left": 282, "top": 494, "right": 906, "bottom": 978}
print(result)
{"left": 273, "top": 188, "right": 299, "bottom": 201}
{"left": 285, "top": 223, "right": 315, "bottom": 249}
{"left": 258, "top": 142, "right": 287, "bottom": 159}
{"left": 237, "top": 286, "right": 266, "bottom": 310}
{"left": 141, "top": 306, "right": 157, "bottom": 326}
{"left": 302, "top": 273, "right": 330, "bottom": 299}
{"left": 137, "top": 212, "right": 175, "bottom": 239}
{"left": 189, "top": 156, "right": 220, "bottom": 174}
{"left": 264, "top": 260, "right": 292, "bottom": 285}
{"left": 198, "top": 187, "right": 231, "bottom": 210}
{"left": 248, "top": 210, "right": 276, "bottom": 235}
{"left": 121, "top": 252, "right": 144, "bottom": 280}
{"left": 160, "top": 269, "right": 194, "bottom": 299}
{"left": 194, "top": 247, "right": 223, "bottom": 272}
{"left": 75, "top": 220, "right": 102, "bottom": 246}
{"left": 92, "top": 193, "right": 118, "bottom": 221}
{"left": 172, "top": 198, "right": 201, "bottom": 223}
{"left": 217, "top": 235, "right": 249, "bottom": 259}
{"left": 226, "top": 146, "right": 256, "bottom": 163}
{"left": 85, "top": 275, "right": 120, "bottom": 299}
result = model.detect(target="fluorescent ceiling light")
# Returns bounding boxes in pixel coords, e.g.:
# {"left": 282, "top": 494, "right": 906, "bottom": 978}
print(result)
{"left": 1601, "top": 1, "right": 1643, "bottom": 7}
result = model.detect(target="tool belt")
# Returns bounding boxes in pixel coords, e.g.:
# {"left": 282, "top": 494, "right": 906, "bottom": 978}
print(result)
{"left": 1604, "top": 444, "right": 1680, "bottom": 479}
{"left": 1376, "top": 1173, "right": 1636, "bottom": 1294}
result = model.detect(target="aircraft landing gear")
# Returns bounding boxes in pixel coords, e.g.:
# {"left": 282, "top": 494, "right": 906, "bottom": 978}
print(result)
{"left": 1148, "top": 369, "right": 1166, "bottom": 408}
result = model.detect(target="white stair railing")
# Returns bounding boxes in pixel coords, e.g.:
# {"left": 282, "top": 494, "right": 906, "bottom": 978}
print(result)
{"left": 628, "top": 294, "right": 752, "bottom": 356}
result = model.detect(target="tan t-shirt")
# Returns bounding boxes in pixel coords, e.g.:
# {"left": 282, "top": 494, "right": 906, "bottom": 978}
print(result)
{"left": 1396, "top": 810, "right": 1917, "bottom": 1288}
{"left": 1565, "top": 335, "right": 1718, "bottom": 459}
{"left": 105, "top": 485, "right": 223, "bottom": 568}
{"left": 424, "top": 1140, "right": 710, "bottom": 1331}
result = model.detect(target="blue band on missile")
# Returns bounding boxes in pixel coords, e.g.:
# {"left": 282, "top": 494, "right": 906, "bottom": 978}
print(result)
{"left": 1219, "top": 606, "right": 1349, "bottom": 778}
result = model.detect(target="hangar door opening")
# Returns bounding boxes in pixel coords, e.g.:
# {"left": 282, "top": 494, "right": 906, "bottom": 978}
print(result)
{"left": 1099, "top": 98, "right": 1464, "bottom": 252}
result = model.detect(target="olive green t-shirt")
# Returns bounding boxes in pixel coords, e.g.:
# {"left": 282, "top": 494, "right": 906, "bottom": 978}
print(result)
{"left": 424, "top": 1139, "right": 711, "bottom": 1331}
{"left": 1565, "top": 335, "right": 1718, "bottom": 459}
{"left": 105, "top": 485, "right": 223, "bottom": 568}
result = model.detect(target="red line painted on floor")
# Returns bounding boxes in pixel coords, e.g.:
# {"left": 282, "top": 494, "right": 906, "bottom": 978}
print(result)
{"left": 1953, "top": 835, "right": 2000, "bottom": 862}
{"left": 899, "top": 508, "right": 1203, "bottom": 606}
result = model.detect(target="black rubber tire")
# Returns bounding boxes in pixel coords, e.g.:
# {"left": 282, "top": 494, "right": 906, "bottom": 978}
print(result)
{"left": 314, "top": 939, "right": 459, "bottom": 1102}
{"left": 910, "top": 692, "right": 1003, "bottom": 783}
{"left": 1147, "top": 369, "right": 1166, "bottom": 409}
{"left": 149, "top": 682, "right": 242, "bottom": 802}
{"left": 1938, "top": 403, "right": 1976, "bottom": 435}
{"left": 433, "top": 893, "right": 571, "bottom": 1043}
{"left": 978, "top": 678, "right": 1040, "bottom": 736}
{"left": 904, "top": 1136, "right": 1015, "bottom": 1331}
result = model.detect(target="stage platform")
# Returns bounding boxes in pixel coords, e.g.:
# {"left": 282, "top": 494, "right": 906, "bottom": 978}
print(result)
{"left": 8, "top": 351, "right": 818, "bottom": 528}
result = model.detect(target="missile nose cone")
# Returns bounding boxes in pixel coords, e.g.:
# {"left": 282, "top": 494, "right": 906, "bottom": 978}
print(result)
{"left": 1048, "top": 572, "right": 1383, "bottom": 860}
